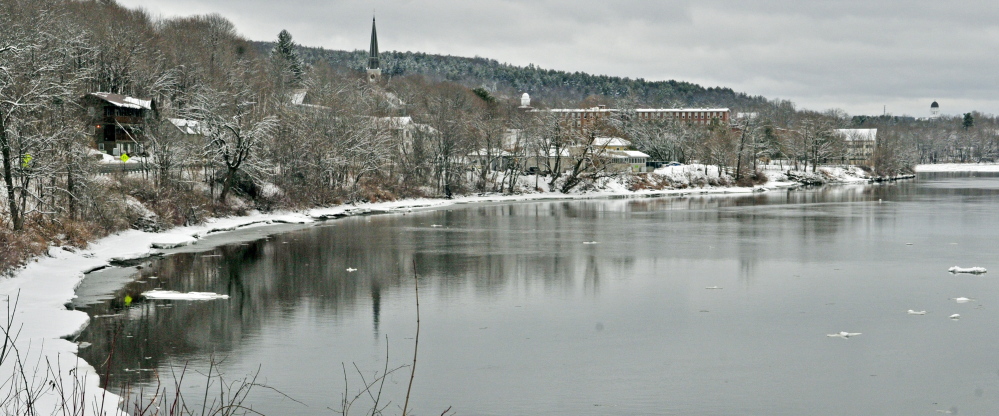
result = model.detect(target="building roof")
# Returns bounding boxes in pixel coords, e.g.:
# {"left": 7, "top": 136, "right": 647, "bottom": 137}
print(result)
{"left": 168, "top": 118, "right": 206, "bottom": 136}
{"left": 608, "top": 150, "right": 650, "bottom": 159}
{"left": 88, "top": 92, "right": 153, "bottom": 110}
{"left": 593, "top": 137, "right": 631, "bottom": 147}
{"left": 931, "top": 101, "right": 940, "bottom": 108}
{"left": 368, "top": 17, "right": 379, "bottom": 70}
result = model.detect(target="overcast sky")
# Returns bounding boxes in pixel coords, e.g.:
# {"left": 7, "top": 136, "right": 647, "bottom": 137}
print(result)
{"left": 118, "top": 0, "right": 998, "bottom": 117}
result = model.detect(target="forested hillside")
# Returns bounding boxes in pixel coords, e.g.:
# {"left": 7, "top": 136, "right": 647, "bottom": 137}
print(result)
{"left": 253, "top": 42, "right": 770, "bottom": 109}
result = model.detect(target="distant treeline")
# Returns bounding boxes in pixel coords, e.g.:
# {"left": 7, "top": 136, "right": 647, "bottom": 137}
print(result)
{"left": 252, "top": 42, "right": 770, "bottom": 109}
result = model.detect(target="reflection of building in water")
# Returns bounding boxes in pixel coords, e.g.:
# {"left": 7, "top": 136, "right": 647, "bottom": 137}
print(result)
{"left": 371, "top": 279, "right": 382, "bottom": 338}
{"left": 583, "top": 255, "right": 601, "bottom": 295}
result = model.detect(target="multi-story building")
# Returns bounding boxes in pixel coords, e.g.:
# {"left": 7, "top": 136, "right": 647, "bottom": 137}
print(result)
{"left": 82, "top": 92, "right": 155, "bottom": 156}
{"left": 835, "top": 128, "right": 877, "bottom": 165}
{"left": 536, "top": 105, "right": 731, "bottom": 132}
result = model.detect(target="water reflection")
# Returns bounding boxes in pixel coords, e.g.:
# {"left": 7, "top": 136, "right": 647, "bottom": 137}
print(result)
{"left": 74, "top": 172, "right": 999, "bottom": 415}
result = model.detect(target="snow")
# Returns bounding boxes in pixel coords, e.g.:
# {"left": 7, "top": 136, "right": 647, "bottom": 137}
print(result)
{"left": 0, "top": 166, "right": 882, "bottom": 415}
{"left": 949, "top": 266, "right": 987, "bottom": 274}
{"left": 149, "top": 234, "right": 197, "bottom": 249}
{"left": 0, "top": 211, "right": 319, "bottom": 415}
{"left": 141, "top": 290, "right": 230, "bottom": 300}
{"left": 915, "top": 163, "right": 999, "bottom": 172}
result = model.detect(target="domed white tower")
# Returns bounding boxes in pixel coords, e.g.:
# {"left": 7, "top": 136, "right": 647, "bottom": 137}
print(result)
{"left": 520, "top": 93, "right": 531, "bottom": 108}
{"left": 930, "top": 100, "right": 940, "bottom": 119}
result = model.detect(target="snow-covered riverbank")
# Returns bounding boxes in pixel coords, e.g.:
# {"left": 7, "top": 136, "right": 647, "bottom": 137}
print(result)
{"left": 914, "top": 163, "right": 999, "bottom": 172}
{"left": 0, "top": 163, "right": 877, "bottom": 415}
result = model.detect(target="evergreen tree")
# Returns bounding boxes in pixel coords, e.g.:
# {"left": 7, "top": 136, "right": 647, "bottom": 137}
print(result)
{"left": 271, "top": 29, "right": 304, "bottom": 86}
{"left": 963, "top": 112, "right": 975, "bottom": 130}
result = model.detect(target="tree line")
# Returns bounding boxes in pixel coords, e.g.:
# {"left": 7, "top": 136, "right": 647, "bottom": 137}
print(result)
{"left": 253, "top": 42, "right": 773, "bottom": 110}
{"left": 2, "top": 0, "right": 996, "bottom": 276}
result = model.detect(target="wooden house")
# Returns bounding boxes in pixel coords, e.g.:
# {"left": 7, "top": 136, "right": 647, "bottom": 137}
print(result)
{"left": 82, "top": 92, "right": 156, "bottom": 156}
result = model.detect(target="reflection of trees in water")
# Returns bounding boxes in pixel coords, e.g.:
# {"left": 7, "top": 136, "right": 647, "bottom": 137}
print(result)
{"left": 76, "top": 204, "right": 638, "bottom": 389}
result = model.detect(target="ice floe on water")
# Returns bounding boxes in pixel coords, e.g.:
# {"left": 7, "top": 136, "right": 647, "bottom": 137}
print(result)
{"left": 948, "top": 266, "right": 987, "bottom": 274}
{"left": 582, "top": 241, "right": 599, "bottom": 245}
{"left": 346, "top": 267, "right": 357, "bottom": 272}
{"left": 142, "top": 290, "right": 230, "bottom": 300}
{"left": 827, "top": 331, "right": 862, "bottom": 338}
{"left": 907, "top": 310, "right": 927, "bottom": 315}
{"left": 952, "top": 297, "right": 973, "bottom": 303}
{"left": 705, "top": 286, "right": 723, "bottom": 290}
{"left": 950, "top": 314, "right": 961, "bottom": 320}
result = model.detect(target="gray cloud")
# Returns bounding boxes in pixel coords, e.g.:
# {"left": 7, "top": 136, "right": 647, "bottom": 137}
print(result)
{"left": 118, "top": 0, "right": 998, "bottom": 117}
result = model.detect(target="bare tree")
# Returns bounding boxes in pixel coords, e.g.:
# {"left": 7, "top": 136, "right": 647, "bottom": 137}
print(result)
{"left": 0, "top": 0, "right": 90, "bottom": 230}
{"left": 184, "top": 73, "right": 277, "bottom": 203}
{"left": 414, "top": 83, "right": 479, "bottom": 198}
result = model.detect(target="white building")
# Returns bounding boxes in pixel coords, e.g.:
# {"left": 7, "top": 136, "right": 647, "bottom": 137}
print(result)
{"left": 835, "top": 128, "right": 877, "bottom": 165}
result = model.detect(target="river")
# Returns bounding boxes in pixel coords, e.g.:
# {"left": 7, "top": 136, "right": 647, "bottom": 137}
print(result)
{"left": 74, "top": 172, "right": 999, "bottom": 415}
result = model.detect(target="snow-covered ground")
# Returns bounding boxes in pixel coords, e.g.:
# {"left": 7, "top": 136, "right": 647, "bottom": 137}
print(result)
{"left": 0, "top": 163, "right": 875, "bottom": 415}
{"left": 914, "top": 163, "right": 999, "bottom": 172}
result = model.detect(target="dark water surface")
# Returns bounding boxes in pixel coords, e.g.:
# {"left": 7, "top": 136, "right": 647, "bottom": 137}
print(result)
{"left": 75, "top": 173, "right": 999, "bottom": 415}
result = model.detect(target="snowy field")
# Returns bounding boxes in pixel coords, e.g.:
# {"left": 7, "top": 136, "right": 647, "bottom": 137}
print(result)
{"left": 0, "top": 163, "right": 875, "bottom": 414}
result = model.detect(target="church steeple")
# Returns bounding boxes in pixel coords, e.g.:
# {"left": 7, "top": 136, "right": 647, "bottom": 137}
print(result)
{"left": 367, "top": 16, "right": 381, "bottom": 83}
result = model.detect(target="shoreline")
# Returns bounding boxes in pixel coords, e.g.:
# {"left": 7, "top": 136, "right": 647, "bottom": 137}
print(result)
{"left": 0, "top": 162, "right": 942, "bottom": 414}
{"left": 0, "top": 182, "right": 779, "bottom": 415}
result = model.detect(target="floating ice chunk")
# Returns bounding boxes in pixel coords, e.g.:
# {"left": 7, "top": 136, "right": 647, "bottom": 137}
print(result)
{"left": 952, "top": 297, "right": 973, "bottom": 303}
{"left": 582, "top": 241, "right": 599, "bottom": 245}
{"left": 949, "top": 266, "right": 987, "bottom": 274}
{"left": 431, "top": 224, "right": 444, "bottom": 228}
{"left": 950, "top": 314, "right": 961, "bottom": 319}
{"left": 346, "top": 268, "right": 357, "bottom": 272}
{"left": 142, "top": 290, "right": 229, "bottom": 300}
{"left": 907, "top": 310, "right": 927, "bottom": 315}
{"left": 827, "top": 331, "right": 862, "bottom": 338}
{"left": 705, "top": 286, "right": 723, "bottom": 290}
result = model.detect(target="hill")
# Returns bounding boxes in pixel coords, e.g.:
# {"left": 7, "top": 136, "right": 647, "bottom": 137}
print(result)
{"left": 253, "top": 41, "right": 770, "bottom": 109}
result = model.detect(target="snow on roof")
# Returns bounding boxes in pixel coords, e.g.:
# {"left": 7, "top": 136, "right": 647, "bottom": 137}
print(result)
{"left": 88, "top": 92, "right": 153, "bottom": 110}
{"left": 168, "top": 118, "right": 206, "bottom": 135}
{"left": 835, "top": 129, "right": 877, "bottom": 141}
{"left": 594, "top": 137, "right": 631, "bottom": 147}
{"left": 290, "top": 89, "right": 307, "bottom": 105}
{"left": 609, "top": 150, "right": 650, "bottom": 159}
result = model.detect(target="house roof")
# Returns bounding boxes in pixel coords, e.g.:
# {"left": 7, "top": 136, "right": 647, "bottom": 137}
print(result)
{"left": 609, "top": 150, "right": 650, "bottom": 159}
{"left": 88, "top": 92, "right": 153, "bottom": 110}
{"left": 168, "top": 118, "right": 205, "bottom": 136}
{"left": 594, "top": 137, "right": 631, "bottom": 147}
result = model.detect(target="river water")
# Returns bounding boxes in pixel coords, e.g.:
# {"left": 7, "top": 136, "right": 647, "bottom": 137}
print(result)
{"left": 74, "top": 172, "right": 999, "bottom": 415}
